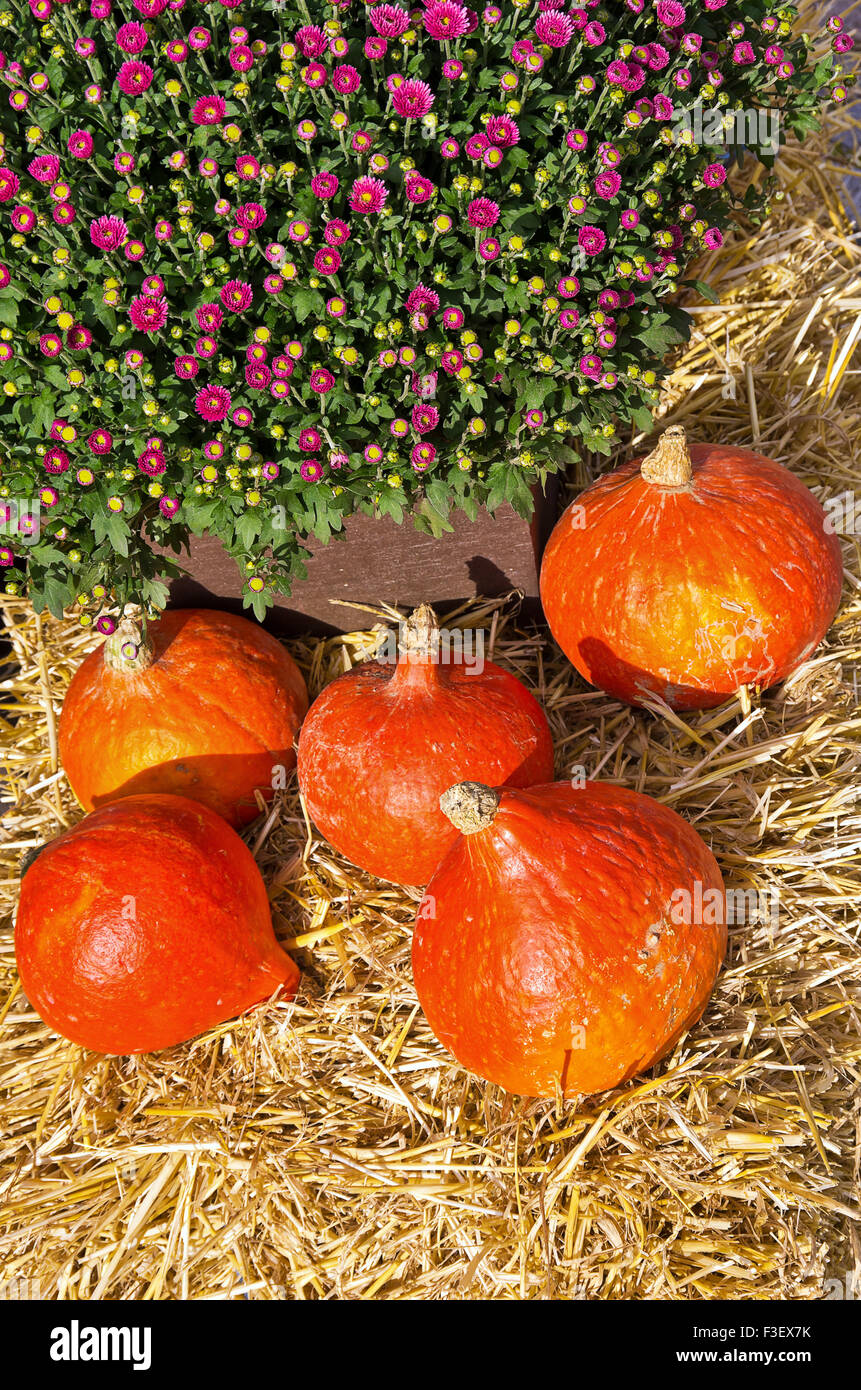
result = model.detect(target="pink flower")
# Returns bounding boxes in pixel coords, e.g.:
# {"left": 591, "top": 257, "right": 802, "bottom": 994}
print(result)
{"left": 311, "top": 171, "right": 339, "bottom": 200}
{"left": 174, "top": 356, "right": 199, "bottom": 379}
{"left": 192, "top": 94, "right": 226, "bottom": 125}
{"left": 129, "top": 295, "right": 168, "bottom": 333}
{"left": 194, "top": 385, "right": 231, "bottom": 421}
{"left": 594, "top": 172, "right": 621, "bottom": 200}
{"left": 67, "top": 131, "right": 93, "bottom": 159}
{"left": 195, "top": 302, "right": 223, "bottom": 331}
{"left": 310, "top": 368, "right": 335, "bottom": 394}
{"left": 324, "top": 219, "right": 351, "bottom": 246}
{"left": 405, "top": 174, "right": 434, "bottom": 204}
{"left": 299, "top": 428, "right": 321, "bottom": 452}
{"left": 220, "top": 279, "right": 253, "bottom": 313}
{"left": 116, "top": 21, "right": 148, "bottom": 53}
{"left": 332, "top": 64, "right": 361, "bottom": 94}
{"left": 467, "top": 197, "right": 500, "bottom": 229}
{"left": 314, "top": 247, "right": 342, "bottom": 274}
{"left": 392, "top": 78, "right": 434, "bottom": 119}
{"left": 0, "top": 167, "right": 20, "bottom": 202}
{"left": 412, "top": 404, "right": 439, "bottom": 434}
{"left": 236, "top": 202, "right": 266, "bottom": 229}
{"left": 87, "top": 430, "right": 112, "bottom": 455}
{"left": 406, "top": 284, "right": 440, "bottom": 316}
{"left": 424, "top": 1, "right": 470, "bottom": 40}
{"left": 535, "top": 10, "right": 575, "bottom": 47}
{"left": 117, "top": 61, "right": 154, "bottom": 95}
{"left": 368, "top": 4, "right": 410, "bottom": 38}
{"left": 90, "top": 215, "right": 129, "bottom": 250}
{"left": 246, "top": 364, "right": 272, "bottom": 390}
{"left": 486, "top": 115, "right": 519, "bottom": 147}
{"left": 300, "top": 460, "right": 324, "bottom": 482}
{"left": 294, "top": 24, "right": 328, "bottom": 57}
{"left": 28, "top": 154, "right": 60, "bottom": 183}
{"left": 578, "top": 225, "right": 607, "bottom": 256}
{"left": 349, "top": 175, "right": 388, "bottom": 214}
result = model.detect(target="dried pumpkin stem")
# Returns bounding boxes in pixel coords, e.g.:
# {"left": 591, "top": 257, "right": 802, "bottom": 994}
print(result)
{"left": 440, "top": 782, "right": 500, "bottom": 834}
{"left": 640, "top": 425, "right": 693, "bottom": 488}
{"left": 103, "top": 617, "right": 154, "bottom": 674}
{"left": 400, "top": 603, "right": 440, "bottom": 659}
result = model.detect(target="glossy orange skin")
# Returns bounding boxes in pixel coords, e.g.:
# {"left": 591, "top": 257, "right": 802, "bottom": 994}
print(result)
{"left": 59, "top": 608, "right": 309, "bottom": 828}
{"left": 297, "top": 654, "right": 554, "bottom": 886}
{"left": 413, "top": 781, "right": 727, "bottom": 1098}
{"left": 14, "top": 794, "right": 299, "bottom": 1055}
{"left": 540, "top": 443, "right": 844, "bottom": 710}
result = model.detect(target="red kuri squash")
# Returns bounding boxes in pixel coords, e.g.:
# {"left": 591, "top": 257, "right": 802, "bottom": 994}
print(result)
{"left": 297, "top": 605, "right": 555, "bottom": 885}
{"left": 540, "top": 427, "right": 843, "bottom": 710}
{"left": 59, "top": 608, "right": 309, "bottom": 828}
{"left": 15, "top": 793, "right": 299, "bottom": 1055}
{"left": 412, "top": 779, "right": 727, "bottom": 1098}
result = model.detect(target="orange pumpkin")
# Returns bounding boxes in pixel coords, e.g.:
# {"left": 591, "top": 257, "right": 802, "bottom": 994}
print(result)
{"left": 539, "top": 427, "right": 844, "bottom": 710}
{"left": 297, "top": 605, "right": 555, "bottom": 885}
{"left": 14, "top": 793, "right": 299, "bottom": 1055}
{"left": 412, "top": 780, "right": 726, "bottom": 1098}
{"left": 59, "top": 608, "right": 309, "bottom": 828}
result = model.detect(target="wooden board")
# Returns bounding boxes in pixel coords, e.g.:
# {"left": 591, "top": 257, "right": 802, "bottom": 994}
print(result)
{"left": 164, "top": 481, "right": 559, "bottom": 634}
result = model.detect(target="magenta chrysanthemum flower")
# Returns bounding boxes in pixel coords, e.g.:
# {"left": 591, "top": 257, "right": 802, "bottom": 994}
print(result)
{"left": 368, "top": 4, "right": 410, "bottom": 38}
{"left": 294, "top": 24, "right": 328, "bottom": 57}
{"left": 392, "top": 78, "right": 434, "bottom": 119}
{"left": 300, "top": 460, "right": 324, "bottom": 482}
{"left": 466, "top": 197, "right": 500, "bottom": 229}
{"left": 424, "top": 1, "right": 470, "bottom": 41}
{"left": 406, "top": 284, "right": 440, "bottom": 317}
{"left": 314, "top": 247, "right": 342, "bottom": 275}
{"left": 324, "top": 219, "right": 351, "bottom": 246}
{"left": 90, "top": 215, "right": 129, "bottom": 250}
{"left": 87, "top": 430, "right": 112, "bottom": 455}
{"left": 732, "top": 41, "right": 755, "bottom": 65}
{"left": 332, "top": 63, "right": 361, "bottom": 94}
{"left": 220, "top": 279, "right": 253, "bottom": 313}
{"left": 0, "top": 168, "right": 21, "bottom": 202}
{"left": 310, "top": 368, "right": 335, "bottom": 394}
{"left": 594, "top": 172, "right": 621, "bottom": 200}
{"left": 117, "top": 61, "right": 154, "bottom": 95}
{"left": 299, "top": 428, "right": 322, "bottom": 453}
{"left": 702, "top": 163, "right": 727, "bottom": 188}
{"left": 246, "top": 364, "right": 272, "bottom": 390}
{"left": 66, "top": 326, "right": 93, "bottom": 350}
{"left": 28, "top": 154, "right": 60, "bottom": 183}
{"left": 174, "top": 355, "right": 199, "bottom": 379}
{"left": 704, "top": 228, "right": 723, "bottom": 249}
{"left": 655, "top": 0, "right": 686, "bottom": 27}
{"left": 535, "top": 9, "right": 575, "bottom": 47}
{"left": 39, "top": 333, "right": 62, "bottom": 357}
{"left": 129, "top": 295, "right": 168, "bottom": 333}
{"left": 195, "top": 303, "right": 223, "bottom": 332}
{"left": 194, "top": 385, "right": 231, "bottom": 421}
{"left": 159, "top": 497, "right": 180, "bottom": 519}
{"left": 44, "top": 447, "right": 70, "bottom": 474}
{"left": 486, "top": 115, "right": 519, "bottom": 147}
{"left": 236, "top": 202, "right": 266, "bottom": 229}
{"left": 405, "top": 174, "right": 434, "bottom": 204}
{"left": 137, "top": 447, "right": 166, "bottom": 477}
{"left": 412, "top": 404, "right": 439, "bottom": 434}
{"left": 116, "top": 21, "right": 148, "bottom": 53}
{"left": 578, "top": 226, "right": 607, "bottom": 257}
{"left": 311, "top": 171, "right": 339, "bottom": 200}
{"left": 67, "top": 130, "right": 93, "bottom": 159}
{"left": 192, "top": 94, "right": 226, "bottom": 125}
{"left": 479, "top": 238, "right": 501, "bottom": 261}
{"left": 11, "top": 207, "right": 36, "bottom": 233}
{"left": 349, "top": 176, "right": 388, "bottom": 215}
{"left": 230, "top": 45, "right": 254, "bottom": 72}
{"left": 620, "top": 209, "right": 640, "bottom": 229}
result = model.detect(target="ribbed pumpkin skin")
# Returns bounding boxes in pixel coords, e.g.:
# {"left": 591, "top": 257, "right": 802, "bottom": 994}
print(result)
{"left": 14, "top": 794, "right": 299, "bottom": 1055}
{"left": 540, "top": 443, "right": 844, "bottom": 710}
{"left": 297, "top": 658, "right": 554, "bottom": 886}
{"left": 59, "top": 609, "right": 309, "bottom": 828}
{"left": 413, "top": 782, "right": 726, "bottom": 1098}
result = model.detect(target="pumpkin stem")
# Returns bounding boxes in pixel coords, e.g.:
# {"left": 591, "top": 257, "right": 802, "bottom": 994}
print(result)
{"left": 104, "top": 616, "right": 155, "bottom": 674}
{"left": 399, "top": 603, "right": 440, "bottom": 659}
{"left": 440, "top": 781, "right": 500, "bottom": 835}
{"left": 640, "top": 425, "right": 693, "bottom": 488}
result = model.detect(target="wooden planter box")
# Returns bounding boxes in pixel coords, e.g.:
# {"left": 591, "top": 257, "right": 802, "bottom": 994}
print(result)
{"left": 164, "top": 480, "right": 560, "bottom": 635}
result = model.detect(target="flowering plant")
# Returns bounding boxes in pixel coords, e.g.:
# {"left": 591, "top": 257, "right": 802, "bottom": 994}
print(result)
{"left": 0, "top": 0, "right": 850, "bottom": 623}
